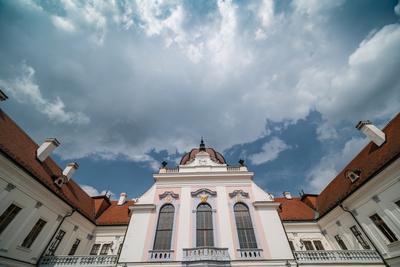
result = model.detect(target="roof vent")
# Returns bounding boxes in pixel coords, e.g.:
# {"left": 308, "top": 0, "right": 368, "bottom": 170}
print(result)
{"left": 54, "top": 162, "right": 79, "bottom": 188}
{"left": 118, "top": 192, "right": 127, "bottom": 205}
{"left": 283, "top": 191, "right": 292, "bottom": 199}
{"left": 0, "top": 89, "right": 8, "bottom": 101}
{"left": 37, "top": 138, "right": 60, "bottom": 162}
{"left": 346, "top": 169, "right": 361, "bottom": 183}
{"left": 356, "top": 120, "right": 386, "bottom": 146}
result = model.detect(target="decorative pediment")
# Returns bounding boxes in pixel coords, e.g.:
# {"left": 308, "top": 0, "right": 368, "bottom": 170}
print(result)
{"left": 229, "top": 189, "right": 249, "bottom": 199}
{"left": 191, "top": 188, "right": 217, "bottom": 197}
{"left": 159, "top": 191, "right": 179, "bottom": 202}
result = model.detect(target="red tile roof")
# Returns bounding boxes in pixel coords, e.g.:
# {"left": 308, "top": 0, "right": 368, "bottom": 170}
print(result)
{"left": 275, "top": 197, "right": 316, "bottom": 221}
{"left": 317, "top": 113, "right": 400, "bottom": 216}
{"left": 96, "top": 200, "right": 134, "bottom": 225}
{"left": 0, "top": 109, "right": 133, "bottom": 226}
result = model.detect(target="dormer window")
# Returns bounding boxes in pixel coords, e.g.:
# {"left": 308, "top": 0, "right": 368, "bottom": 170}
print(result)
{"left": 346, "top": 169, "right": 361, "bottom": 183}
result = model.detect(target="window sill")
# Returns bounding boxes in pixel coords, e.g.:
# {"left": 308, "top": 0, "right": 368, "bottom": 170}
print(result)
{"left": 16, "top": 246, "right": 32, "bottom": 253}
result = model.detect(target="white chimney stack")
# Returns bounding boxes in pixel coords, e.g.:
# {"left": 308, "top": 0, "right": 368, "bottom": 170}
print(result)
{"left": 118, "top": 192, "right": 127, "bottom": 206}
{"left": 283, "top": 191, "right": 292, "bottom": 199}
{"left": 356, "top": 120, "right": 386, "bottom": 147}
{"left": 62, "top": 162, "right": 79, "bottom": 181}
{"left": 37, "top": 138, "right": 60, "bottom": 162}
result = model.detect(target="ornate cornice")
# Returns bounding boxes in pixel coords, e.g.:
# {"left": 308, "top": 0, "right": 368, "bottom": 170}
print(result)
{"left": 191, "top": 188, "right": 217, "bottom": 197}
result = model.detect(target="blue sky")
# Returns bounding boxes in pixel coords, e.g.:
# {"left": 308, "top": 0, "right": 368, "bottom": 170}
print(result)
{"left": 0, "top": 0, "right": 399, "bottom": 199}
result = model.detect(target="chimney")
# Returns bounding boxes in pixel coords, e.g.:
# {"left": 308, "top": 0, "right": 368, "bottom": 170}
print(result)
{"left": 0, "top": 89, "right": 8, "bottom": 101}
{"left": 356, "top": 120, "right": 386, "bottom": 146}
{"left": 62, "top": 162, "right": 79, "bottom": 181}
{"left": 283, "top": 191, "right": 292, "bottom": 199}
{"left": 37, "top": 138, "right": 60, "bottom": 162}
{"left": 118, "top": 192, "right": 127, "bottom": 205}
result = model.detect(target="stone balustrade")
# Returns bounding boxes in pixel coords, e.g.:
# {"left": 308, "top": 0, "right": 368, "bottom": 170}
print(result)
{"left": 148, "top": 250, "right": 174, "bottom": 261}
{"left": 183, "top": 247, "right": 230, "bottom": 262}
{"left": 39, "top": 255, "right": 117, "bottom": 266}
{"left": 237, "top": 248, "right": 263, "bottom": 259}
{"left": 294, "top": 250, "right": 382, "bottom": 264}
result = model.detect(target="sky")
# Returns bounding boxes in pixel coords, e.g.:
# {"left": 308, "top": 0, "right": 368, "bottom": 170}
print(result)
{"left": 0, "top": 0, "right": 399, "bottom": 200}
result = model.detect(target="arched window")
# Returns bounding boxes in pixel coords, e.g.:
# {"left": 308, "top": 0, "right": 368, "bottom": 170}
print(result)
{"left": 196, "top": 203, "right": 214, "bottom": 247}
{"left": 153, "top": 204, "right": 174, "bottom": 250}
{"left": 234, "top": 203, "right": 257, "bottom": 249}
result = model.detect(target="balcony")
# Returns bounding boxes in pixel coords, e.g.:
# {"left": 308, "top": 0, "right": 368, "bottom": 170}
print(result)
{"left": 183, "top": 247, "right": 230, "bottom": 262}
{"left": 39, "top": 255, "right": 117, "bottom": 266}
{"left": 148, "top": 249, "right": 174, "bottom": 261}
{"left": 237, "top": 248, "right": 263, "bottom": 259}
{"left": 294, "top": 250, "right": 382, "bottom": 264}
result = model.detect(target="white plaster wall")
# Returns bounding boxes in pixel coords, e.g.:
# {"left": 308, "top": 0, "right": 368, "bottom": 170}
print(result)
{"left": 175, "top": 186, "right": 191, "bottom": 260}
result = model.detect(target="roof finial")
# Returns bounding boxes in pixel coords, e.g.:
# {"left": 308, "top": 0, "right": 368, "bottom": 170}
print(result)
{"left": 199, "top": 137, "right": 206, "bottom": 151}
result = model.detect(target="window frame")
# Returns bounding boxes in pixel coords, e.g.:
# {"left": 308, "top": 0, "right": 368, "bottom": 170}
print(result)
{"left": 334, "top": 234, "right": 348, "bottom": 250}
{"left": 0, "top": 203, "right": 22, "bottom": 235}
{"left": 153, "top": 204, "right": 175, "bottom": 251}
{"left": 303, "top": 240, "right": 314, "bottom": 251}
{"left": 90, "top": 244, "right": 101, "bottom": 255}
{"left": 196, "top": 203, "right": 214, "bottom": 247}
{"left": 350, "top": 225, "right": 370, "bottom": 249}
{"left": 68, "top": 238, "right": 81, "bottom": 255}
{"left": 370, "top": 213, "right": 398, "bottom": 243}
{"left": 233, "top": 202, "right": 258, "bottom": 249}
{"left": 21, "top": 218, "right": 47, "bottom": 248}
{"left": 99, "top": 243, "right": 112, "bottom": 255}
{"left": 313, "top": 240, "right": 324, "bottom": 250}
{"left": 46, "top": 229, "right": 66, "bottom": 256}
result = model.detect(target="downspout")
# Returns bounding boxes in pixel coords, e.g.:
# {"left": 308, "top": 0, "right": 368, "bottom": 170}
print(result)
{"left": 37, "top": 209, "right": 76, "bottom": 266}
{"left": 339, "top": 204, "right": 389, "bottom": 267}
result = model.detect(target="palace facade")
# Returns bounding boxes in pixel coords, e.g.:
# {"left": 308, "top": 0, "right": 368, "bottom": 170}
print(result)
{"left": 0, "top": 93, "right": 399, "bottom": 266}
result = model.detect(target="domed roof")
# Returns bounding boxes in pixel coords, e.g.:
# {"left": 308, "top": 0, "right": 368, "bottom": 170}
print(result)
{"left": 180, "top": 139, "right": 226, "bottom": 165}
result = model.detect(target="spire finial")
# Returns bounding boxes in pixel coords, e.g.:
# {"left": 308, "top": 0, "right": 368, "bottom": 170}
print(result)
{"left": 199, "top": 137, "right": 206, "bottom": 151}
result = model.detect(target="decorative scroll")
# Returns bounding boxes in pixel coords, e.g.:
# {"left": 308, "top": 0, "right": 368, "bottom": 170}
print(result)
{"left": 191, "top": 188, "right": 217, "bottom": 197}
{"left": 229, "top": 190, "right": 249, "bottom": 199}
{"left": 159, "top": 191, "right": 179, "bottom": 203}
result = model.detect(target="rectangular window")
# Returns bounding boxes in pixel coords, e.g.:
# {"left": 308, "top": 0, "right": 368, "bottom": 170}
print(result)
{"left": 370, "top": 213, "right": 398, "bottom": 243}
{"left": 46, "top": 230, "right": 66, "bottom": 255}
{"left": 68, "top": 239, "right": 81, "bottom": 255}
{"left": 90, "top": 244, "right": 101, "bottom": 255}
{"left": 335, "top": 235, "right": 348, "bottom": 250}
{"left": 313, "top": 240, "right": 324, "bottom": 250}
{"left": 350, "top": 225, "right": 370, "bottom": 249}
{"left": 0, "top": 204, "right": 22, "bottom": 235}
{"left": 100, "top": 243, "right": 111, "bottom": 255}
{"left": 288, "top": 240, "right": 295, "bottom": 251}
{"left": 303, "top": 240, "right": 314, "bottom": 250}
{"left": 21, "top": 219, "right": 47, "bottom": 248}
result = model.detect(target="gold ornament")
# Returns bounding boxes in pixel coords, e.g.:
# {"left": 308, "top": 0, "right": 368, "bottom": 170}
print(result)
{"left": 200, "top": 193, "right": 208, "bottom": 203}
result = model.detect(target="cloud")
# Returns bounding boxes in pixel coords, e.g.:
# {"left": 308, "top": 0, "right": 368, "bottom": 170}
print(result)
{"left": 316, "top": 121, "right": 338, "bottom": 141}
{"left": 0, "top": 62, "right": 90, "bottom": 124}
{"left": 395, "top": 1, "right": 400, "bottom": 16}
{"left": 51, "top": 15, "right": 75, "bottom": 32}
{"left": 306, "top": 137, "right": 367, "bottom": 192}
{"left": 249, "top": 137, "right": 291, "bottom": 165}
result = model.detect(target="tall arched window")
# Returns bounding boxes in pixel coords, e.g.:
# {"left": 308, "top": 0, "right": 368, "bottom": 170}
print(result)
{"left": 196, "top": 203, "right": 214, "bottom": 247}
{"left": 234, "top": 203, "right": 257, "bottom": 249}
{"left": 153, "top": 204, "right": 174, "bottom": 250}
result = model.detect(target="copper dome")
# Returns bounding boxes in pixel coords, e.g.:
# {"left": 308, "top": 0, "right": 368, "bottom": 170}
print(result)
{"left": 180, "top": 148, "right": 226, "bottom": 165}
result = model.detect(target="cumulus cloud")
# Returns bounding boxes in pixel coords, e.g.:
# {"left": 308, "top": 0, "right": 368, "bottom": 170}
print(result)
{"left": 0, "top": 62, "right": 89, "bottom": 124}
{"left": 307, "top": 137, "right": 367, "bottom": 192}
{"left": 316, "top": 121, "right": 338, "bottom": 141}
{"left": 249, "top": 137, "right": 291, "bottom": 165}
{"left": 51, "top": 15, "right": 75, "bottom": 32}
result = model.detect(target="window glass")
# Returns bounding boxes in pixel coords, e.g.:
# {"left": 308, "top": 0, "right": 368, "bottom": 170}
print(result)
{"left": 68, "top": 239, "right": 81, "bottom": 255}
{"left": 90, "top": 244, "right": 101, "bottom": 255}
{"left": 0, "top": 204, "right": 22, "bottom": 235}
{"left": 334, "top": 235, "right": 348, "bottom": 250}
{"left": 234, "top": 203, "right": 257, "bottom": 249}
{"left": 21, "top": 219, "right": 47, "bottom": 248}
{"left": 370, "top": 213, "right": 398, "bottom": 243}
{"left": 350, "top": 225, "right": 370, "bottom": 249}
{"left": 313, "top": 240, "right": 324, "bottom": 250}
{"left": 196, "top": 203, "right": 214, "bottom": 247}
{"left": 100, "top": 243, "right": 111, "bottom": 255}
{"left": 153, "top": 204, "right": 175, "bottom": 250}
{"left": 303, "top": 240, "right": 314, "bottom": 250}
{"left": 46, "top": 229, "right": 66, "bottom": 255}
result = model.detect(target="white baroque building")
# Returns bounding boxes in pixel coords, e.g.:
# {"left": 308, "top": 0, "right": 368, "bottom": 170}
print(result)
{"left": 0, "top": 94, "right": 399, "bottom": 267}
